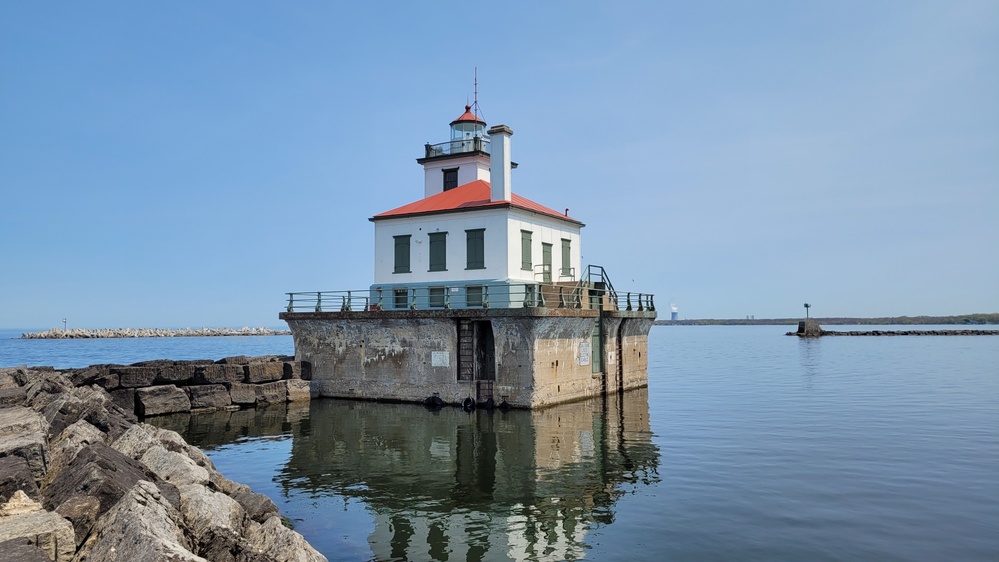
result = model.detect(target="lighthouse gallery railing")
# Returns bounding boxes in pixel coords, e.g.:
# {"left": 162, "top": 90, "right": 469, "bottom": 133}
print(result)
{"left": 285, "top": 282, "right": 654, "bottom": 313}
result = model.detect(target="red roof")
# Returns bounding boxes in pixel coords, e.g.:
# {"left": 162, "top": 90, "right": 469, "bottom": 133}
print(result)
{"left": 370, "top": 180, "right": 583, "bottom": 225}
{"left": 450, "top": 105, "right": 486, "bottom": 126}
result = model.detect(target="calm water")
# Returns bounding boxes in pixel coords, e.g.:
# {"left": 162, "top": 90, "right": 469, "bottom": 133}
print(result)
{"left": 3, "top": 326, "right": 997, "bottom": 560}
{"left": 0, "top": 328, "right": 293, "bottom": 368}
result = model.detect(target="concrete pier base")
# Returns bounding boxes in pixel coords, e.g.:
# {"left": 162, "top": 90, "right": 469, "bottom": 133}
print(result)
{"left": 281, "top": 307, "right": 655, "bottom": 409}
{"left": 796, "top": 320, "right": 824, "bottom": 337}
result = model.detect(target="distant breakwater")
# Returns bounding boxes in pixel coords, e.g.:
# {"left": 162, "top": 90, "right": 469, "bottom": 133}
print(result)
{"left": 805, "top": 329, "right": 999, "bottom": 336}
{"left": 20, "top": 327, "right": 291, "bottom": 339}
{"left": 787, "top": 321, "right": 999, "bottom": 337}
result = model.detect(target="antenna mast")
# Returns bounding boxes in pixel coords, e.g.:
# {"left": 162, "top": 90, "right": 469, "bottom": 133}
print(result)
{"left": 472, "top": 67, "right": 480, "bottom": 120}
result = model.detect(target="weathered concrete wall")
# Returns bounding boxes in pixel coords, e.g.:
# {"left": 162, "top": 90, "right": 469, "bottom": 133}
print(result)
{"left": 620, "top": 317, "right": 654, "bottom": 390}
{"left": 287, "top": 317, "right": 475, "bottom": 404}
{"left": 525, "top": 316, "right": 603, "bottom": 407}
{"left": 488, "top": 317, "right": 539, "bottom": 405}
{"left": 284, "top": 308, "right": 655, "bottom": 408}
{"left": 288, "top": 315, "right": 599, "bottom": 408}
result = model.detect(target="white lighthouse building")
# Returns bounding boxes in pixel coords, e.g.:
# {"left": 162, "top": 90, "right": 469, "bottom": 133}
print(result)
{"left": 369, "top": 106, "right": 582, "bottom": 310}
{"left": 281, "top": 103, "right": 656, "bottom": 408}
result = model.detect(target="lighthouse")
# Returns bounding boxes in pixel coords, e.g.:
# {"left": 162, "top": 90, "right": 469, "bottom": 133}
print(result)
{"left": 369, "top": 106, "right": 583, "bottom": 309}
{"left": 280, "top": 103, "right": 656, "bottom": 408}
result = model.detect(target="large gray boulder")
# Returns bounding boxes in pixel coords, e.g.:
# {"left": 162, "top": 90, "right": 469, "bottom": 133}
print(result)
{"left": 246, "top": 362, "right": 284, "bottom": 384}
{"left": 227, "top": 382, "right": 258, "bottom": 406}
{"left": 243, "top": 515, "right": 328, "bottom": 562}
{"left": 209, "top": 472, "right": 278, "bottom": 523}
{"left": 254, "top": 381, "right": 287, "bottom": 405}
{"left": 0, "top": 491, "right": 75, "bottom": 562}
{"left": 0, "top": 407, "right": 49, "bottom": 481}
{"left": 53, "top": 495, "right": 100, "bottom": 548}
{"left": 0, "top": 456, "right": 39, "bottom": 503}
{"left": 41, "top": 441, "right": 175, "bottom": 518}
{"left": 73, "top": 480, "right": 204, "bottom": 562}
{"left": 42, "top": 419, "right": 107, "bottom": 490}
{"left": 112, "top": 366, "right": 158, "bottom": 388}
{"left": 136, "top": 385, "right": 191, "bottom": 417}
{"left": 0, "top": 387, "right": 26, "bottom": 407}
{"left": 140, "top": 445, "right": 210, "bottom": 487}
{"left": 0, "top": 538, "right": 52, "bottom": 562}
{"left": 178, "top": 483, "right": 250, "bottom": 562}
{"left": 194, "top": 364, "right": 245, "bottom": 385}
{"left": 185, "top": 384, "right": 232, "bottom": 410}
{"left": 153, "top": 364, "right": 196, "bottom": 385}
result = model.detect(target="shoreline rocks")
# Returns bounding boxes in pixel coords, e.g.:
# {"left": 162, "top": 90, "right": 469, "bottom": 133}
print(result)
{"left": 0, "top": 365, "right": 327, "bottom": 562}
{"left": 69, "top": 356, "right": 313, "bottom": 418}
{"left": 20, "top": 327, "right": 291, "bottom": 339}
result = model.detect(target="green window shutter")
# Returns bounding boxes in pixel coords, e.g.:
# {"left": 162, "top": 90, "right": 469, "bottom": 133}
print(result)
{"left": 393, "top": 235, "right": 411, "bottom": 273}
{"left": 466, "top": 286, "right": 483, "bottom": 307}
{"left": 466, "top": 229, "right": 484, "bottom": 269}
{"left": 561, "top": 238, "right": 571, "bottom": 276}
{"left": 429, "top": 232, "right": 447, "bottom": 271}
{"left": 521, "top": 230, "right": 532, "bottom": 270}
{"left": 542, "top": 243, "right": 552, "bottom": 283}
{"left": 429, "top": 287, "right": 446, "bottom": 308}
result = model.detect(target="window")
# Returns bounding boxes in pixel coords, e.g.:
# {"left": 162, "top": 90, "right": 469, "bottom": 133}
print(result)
{"left": 561, "top": 238, "right": 572, "bottom": 277}
{"left": 429, "top": 232, "right": 447, "bottom": 271}
{"left": 466, "top": 229, "right": 484, "bottom": 270}
{"left": 521, "top": 230, "right": 533, "bottom": 270}
{"left": 443, "top": 168, "right": 458, "bottom": 191}
{"left": 466, "top": 286, "right": 483, "bottom": 307}
{"left": 393, "top": 235, "right": 411, "bottom": 274}
{"left": 542, "top": 243, "right": 553, "bottom": 283}
{"left": 429, "top": 287, "right": 446, "bottom": 308}
{"left": 393, "top": 288, "right": 408, "bottom": 309}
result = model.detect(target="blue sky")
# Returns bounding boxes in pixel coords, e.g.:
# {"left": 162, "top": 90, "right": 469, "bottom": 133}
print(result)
{"left": 1, "top": 1, "right": 996, "bottom": 329}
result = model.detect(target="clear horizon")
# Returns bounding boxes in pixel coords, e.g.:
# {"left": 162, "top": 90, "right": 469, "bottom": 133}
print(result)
{"left": 2, "top": 2, "right": 997, "bottom": 329}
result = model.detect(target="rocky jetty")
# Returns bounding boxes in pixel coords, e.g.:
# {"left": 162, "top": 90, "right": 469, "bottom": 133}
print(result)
{"left": 0, "top": 365, "right": 327, "bottom": 562}
{"left": 20, "top": 327, "right": 291, "bottom": 339}
{"left": 67, "top": 356, "right": 313, "bottom": 418}
{"left": 787, "top": 321, "right": 999, "bottom": 337}
{"left": 812, "top": 329, "right": 999, "bottom": 336}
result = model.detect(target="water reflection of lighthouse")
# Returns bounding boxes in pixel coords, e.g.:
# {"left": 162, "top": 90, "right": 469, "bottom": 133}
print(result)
{"left": 277, "top": 390, "right": 660, "bottom": 561}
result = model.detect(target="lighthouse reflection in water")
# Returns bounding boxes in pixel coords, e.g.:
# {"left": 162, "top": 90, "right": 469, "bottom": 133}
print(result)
{"left": 163, "top": 389, "right": 659, "bottom": 561}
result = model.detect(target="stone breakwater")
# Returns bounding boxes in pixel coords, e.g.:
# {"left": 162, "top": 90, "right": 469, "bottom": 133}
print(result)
{"left": 68, "top": 355, "right": 313, "bottom": 418}
{"left": 20, "top": 327, "right": 291, "bottom": 339}
{"left": 815, "top": 329, "right": 999, "bottom": 336}
{"left": 0, "top": 365, "right": 327, "bottom": 561}
{"left": 787, "top": 320, "right": 999, "bottom": 337}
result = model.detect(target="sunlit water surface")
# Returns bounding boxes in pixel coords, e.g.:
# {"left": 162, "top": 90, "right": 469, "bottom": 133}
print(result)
{"left": 3, "top": 326, "right": 996, "bottom": 560}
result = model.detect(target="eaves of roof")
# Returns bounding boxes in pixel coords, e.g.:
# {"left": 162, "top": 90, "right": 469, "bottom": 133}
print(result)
{"left": 369, "top": 180, "right": 584, "bottom": 227}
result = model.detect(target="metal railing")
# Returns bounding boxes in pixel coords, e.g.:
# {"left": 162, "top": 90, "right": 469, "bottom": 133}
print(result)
{"left": 285, "top": 281, "right": 655, "bottom": 313}
{"left": 423, "top": 136, "right": 490, "bottom": 159}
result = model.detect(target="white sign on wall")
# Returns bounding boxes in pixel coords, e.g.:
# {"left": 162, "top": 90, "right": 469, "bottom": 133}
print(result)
{"left": 578, "top": 342, "right": 591, "bottom": 366}
{"left": 431, "top": 351, "right": 450, "bottom": 367}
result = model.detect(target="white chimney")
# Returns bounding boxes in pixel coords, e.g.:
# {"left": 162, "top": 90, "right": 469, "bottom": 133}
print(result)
{"left": 487, "top": 124, "right": 513, "bottom": 202}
